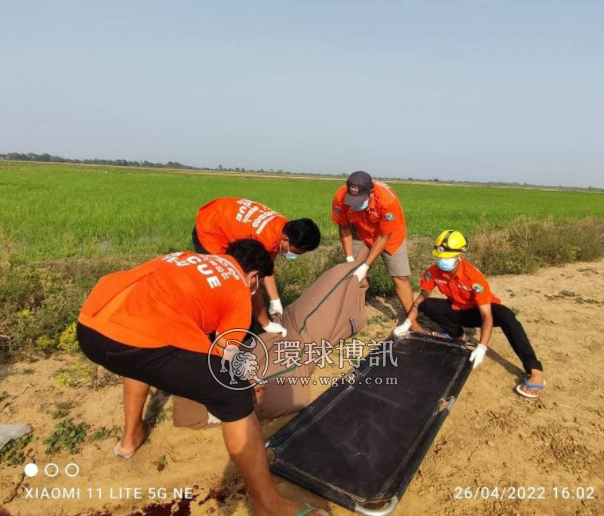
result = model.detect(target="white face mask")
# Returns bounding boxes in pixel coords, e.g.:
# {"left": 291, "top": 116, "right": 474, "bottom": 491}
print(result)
{"left": 281, "top": 241, "right": 299, "bottom": 260}
{"left": 351, "top": 199, "right": 369, "bottom": 211}
{"left": 248, "top": 273, "right": 259, "bottom": 295}
{"left": 435, "top": 257, "right": 458, "bottom": 272}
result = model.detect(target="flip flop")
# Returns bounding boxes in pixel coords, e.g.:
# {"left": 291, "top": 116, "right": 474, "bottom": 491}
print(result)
{"left": 113, "top": 423, "right": 150, "bottom": 459}
{"left": 295, "top": 503, "right": 329, "bottom": 516}
{"left": 515, "top": 376, "right": 546, "bottom": 399}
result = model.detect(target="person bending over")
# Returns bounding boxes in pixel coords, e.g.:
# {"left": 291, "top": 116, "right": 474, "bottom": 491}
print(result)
{"left": 193, "top": 197, "right": 321, "bottom": 336}
{"left": 332, "top": 171, "right": 414, "bottom": 319}
{"left": 77, "top": 239, "right": 327, "bottom": 516}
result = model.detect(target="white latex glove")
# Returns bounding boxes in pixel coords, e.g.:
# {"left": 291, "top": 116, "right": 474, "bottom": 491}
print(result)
{"left": 207, "top": 413, "right": 222, "bottom": 425}
{"left": 345, "top": 255, "right": 355, "bottom": 263}
{"left": 393, "top": 319, "right": 412, "bottom": 337}
{"left": 268, "top": 298, "right": 283, "bottom": 317}
{"left": 353, "top": 263, "right": 370, "bottom": 282}
{"left": 262, "top": 321, "right": 288, "bottom": 337}
{"left": 469, "top": 343, "right": 488, "bottom": 369}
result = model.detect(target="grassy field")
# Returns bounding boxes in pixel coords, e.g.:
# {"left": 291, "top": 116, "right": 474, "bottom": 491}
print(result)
{"left": 1, "top": 160, "right": 604, "bottom": 361}
{"left": 2, "top": 161, "right": 604, "bottom": 261}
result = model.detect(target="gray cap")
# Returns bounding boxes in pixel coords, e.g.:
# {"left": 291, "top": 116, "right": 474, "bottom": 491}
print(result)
{"left": 344, "top": 171, "right": 373, "bottom": 208}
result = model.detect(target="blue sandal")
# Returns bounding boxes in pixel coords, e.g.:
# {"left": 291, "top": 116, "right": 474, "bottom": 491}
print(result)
{"left": 295, "top": 503, "right": 328, "bottom": 516}
{"left": 515, "top": 376, "right": 546, "bottom": 399}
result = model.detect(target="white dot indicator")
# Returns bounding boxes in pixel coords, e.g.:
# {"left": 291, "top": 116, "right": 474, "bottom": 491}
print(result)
{"left": 44, "top": 463, "right": 59, "bottom": 478}
{"left": 65, "top": 462, "right": 80, "bottom": 478}
{"left": 24, "top": 463, "right": 39, "bottom": 478}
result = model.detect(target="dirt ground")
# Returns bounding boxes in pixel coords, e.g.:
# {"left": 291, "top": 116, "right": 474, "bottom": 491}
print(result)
{"left": 1, "top": 259, "right": 603, "bottom": 516}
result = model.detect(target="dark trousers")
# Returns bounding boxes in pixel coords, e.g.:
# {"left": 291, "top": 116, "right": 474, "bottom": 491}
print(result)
{"left": 192, "top": 226, "right": 209, "bottom": 254}
{"left": 76, "top": 323, "right": 253, "bottom": 422}
{"left": 419, "top": 298, "right": 543, "bottom": 374}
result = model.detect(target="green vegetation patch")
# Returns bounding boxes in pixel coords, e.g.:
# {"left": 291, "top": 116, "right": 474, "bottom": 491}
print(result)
{"left": 44, "top": 418, "right": 90, "bottom": 455}
{"left": 0, "top": 434, "right": 34, "bottom": 466}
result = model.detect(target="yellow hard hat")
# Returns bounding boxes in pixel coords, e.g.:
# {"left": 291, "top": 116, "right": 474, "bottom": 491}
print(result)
{"left": 432, "top": 230, "right": 468, "bottom": 258}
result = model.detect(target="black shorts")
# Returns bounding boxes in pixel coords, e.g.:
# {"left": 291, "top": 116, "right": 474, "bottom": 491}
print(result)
{"left": 77, "top": 323, "right": 254, "bottom": 422}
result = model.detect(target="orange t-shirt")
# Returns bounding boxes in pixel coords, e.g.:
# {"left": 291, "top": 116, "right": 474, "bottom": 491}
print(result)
{"left": 420, "top": 260, "right": 501, "bottom": 311}
{"left": 78, "top": 252, "right": 252, "bottom": 357}
{"left": 195, "top": 197, "right": 288, "bottom": 254}
{"left": 331, "top": 181, "right": 406, "bottom": 255}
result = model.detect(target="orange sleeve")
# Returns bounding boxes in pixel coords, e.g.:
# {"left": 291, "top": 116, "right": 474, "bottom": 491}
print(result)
{"left": 331, "top": 190, "right": 349, "bottom": 226}
{"left": 419, "top": 267, "right": 437, "bottom": 292}
{"left": 216, "top": 287, "right": 253, "bottom": 345}
{"left": 470, "top": 271, "right": 493, "bottom": 306}
{"left": 377, "top": 197, "right": 402, "bottom": 235}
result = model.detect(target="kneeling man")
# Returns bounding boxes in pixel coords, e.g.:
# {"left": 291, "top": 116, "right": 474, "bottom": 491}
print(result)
{"left": 396, "top": 230, "right": 545, "bottom": 399}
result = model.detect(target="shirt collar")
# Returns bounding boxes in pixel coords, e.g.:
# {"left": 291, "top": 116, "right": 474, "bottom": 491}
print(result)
{"left": 367, "top": 192, "right": 377, "bottom": 211}
{"left": 452, "top": 260, "right": 467, "bottom": 280}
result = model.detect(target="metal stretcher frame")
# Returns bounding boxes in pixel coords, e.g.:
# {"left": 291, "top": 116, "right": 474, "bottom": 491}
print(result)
{"left": 266, "top": 332, "right": 474, "bottom": 515}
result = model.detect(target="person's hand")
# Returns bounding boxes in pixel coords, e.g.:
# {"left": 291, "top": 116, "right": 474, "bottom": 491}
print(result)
{"left": 206, "top": 413, "right": 222, "bottom": 425}
{"left": 269, "top": 298, "right": 283, "bottom": 317}
{"left": 393, "top": 319, "right": 412, "bottom": 337}
{"left": 262, "top": 321, "right": 287, "bottom": 337}
{"left": 469, "top": 343, "right": 488, "bottom": 369}
{"left": 353, "top": 263, "right": 369, "bottom": 281}
{"left": 345, "top": 255, "right": 355, "bottom": 263}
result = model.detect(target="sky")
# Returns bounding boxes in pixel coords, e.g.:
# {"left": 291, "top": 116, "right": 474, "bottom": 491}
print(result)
{"left": 1, "top": 0, "right": 603, "bottom": 187}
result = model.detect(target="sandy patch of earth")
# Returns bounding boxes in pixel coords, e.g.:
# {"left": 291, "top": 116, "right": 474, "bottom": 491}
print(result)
{"left": 1, "top": 260, "right": 603, "bottom": 516}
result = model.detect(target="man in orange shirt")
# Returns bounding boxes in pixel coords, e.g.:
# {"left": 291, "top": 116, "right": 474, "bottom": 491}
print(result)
{"left": 395, "top": 230, "right": 545, "bottom": 399}
{"left": 194, "top": 197, "right": 321, "bottom": 336}
{"left": 77, "top": 239, "right": 327, "bottom": 516}
{"left": 332, "top": 171, "right": 414, "bottom": 315}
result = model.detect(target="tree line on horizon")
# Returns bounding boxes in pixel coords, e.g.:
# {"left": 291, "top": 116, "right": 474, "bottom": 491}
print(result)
{"left": 0, "top": 152, "right": 601, "bottom": 192}
{"left": 0, "top": 152, "right": 201, "bottom": 171}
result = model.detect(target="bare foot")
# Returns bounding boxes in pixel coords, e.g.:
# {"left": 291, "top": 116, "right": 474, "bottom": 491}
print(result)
{"left": 519, "top": 369, "right": 545, "bottom": 397}
{"left": 117, "top": 421, "right": 148, "bottom": 456}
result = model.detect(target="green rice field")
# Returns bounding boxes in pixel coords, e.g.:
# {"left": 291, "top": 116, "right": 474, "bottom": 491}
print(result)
{"left": 1, "top": 161, "right": 603, "bottom": 262}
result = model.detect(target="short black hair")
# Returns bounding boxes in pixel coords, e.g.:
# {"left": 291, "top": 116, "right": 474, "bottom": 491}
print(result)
{"left": 226, "top": 239, "right": 274, "bottom": 279}
{"left": 283, "top": 219, "right": 321, "bottom": 252}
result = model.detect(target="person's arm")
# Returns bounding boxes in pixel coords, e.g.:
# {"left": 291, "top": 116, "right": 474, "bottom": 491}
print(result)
{"left": 477, "top": 303, "right": 493, "bottom": 346}
{"left": 468, "top": 303, "right": 493, "bottom": 369}
{"left": 339, "top": 224, "right": 354, "bottom": 259}
{"left": 263, "top": 274, "right": 279, "bottom": 301}
{"left": 263, "top": 273, "right": 285, "bottom": 320}
{"left": 364, "top": 233, "right": 391, "bottom": 267}
{"left": 394, "top": 289, "right": 431, "bottom": 334}
{"left": 406, "top": 289, "right": 431, "bottom": 331}
{"left": 252, "top": 290, "right": 270, "bottom": 327}
{"left": 252, "top": 284, "right": 287, "bottom": 336}
{"left": 352, "top": 232, "right": 391, "bottom": 282}
{"left": 394, "top": 268, "right": 436, "bottom": 335}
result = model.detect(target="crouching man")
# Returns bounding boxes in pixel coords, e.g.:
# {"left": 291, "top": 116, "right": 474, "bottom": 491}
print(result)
{"left": 77, "top": 239, "right": 327, "bottom": 516}
{"left": 396, "top": 230, "right": 545, "bottom": 399}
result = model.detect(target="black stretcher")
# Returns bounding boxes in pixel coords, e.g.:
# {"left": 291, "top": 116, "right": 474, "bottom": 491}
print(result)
{"left": 266, "top": 332, "right": 474, "bottom": 515}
